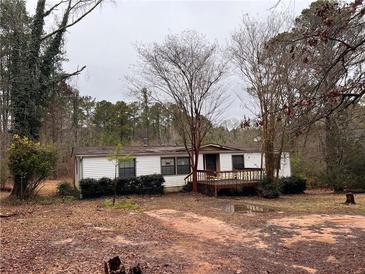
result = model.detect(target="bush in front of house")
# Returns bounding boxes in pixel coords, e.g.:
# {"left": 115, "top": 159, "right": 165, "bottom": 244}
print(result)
{"left": 79, "top": 178, "right": 99, "bottom": 198}
{"left": 257, "top": 176, "right": 280, "bottom": 198}
{"left": 114, "top": 176, "right": 140, "bottom": 195}
{"left": 139, "top": 174, "right": 165, "bottom": 194}
{"left": 98, "top": 177, "right": 114, "bottom": 195}
{"left": 57, "top": 181, "right": 78, "bottom": 197}
{"left": 79, "top": 174, "right": 165, "bottom": 198}
{"left": 280, "top": 176, "right": 307, "bottom": 194}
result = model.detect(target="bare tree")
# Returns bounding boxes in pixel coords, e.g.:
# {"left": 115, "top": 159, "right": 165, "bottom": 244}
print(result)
{"left": 230, "top": 14, "right": 297, "bottom": 182}
{"left": 133, "top": 30, "right": 227, "bottom": 192}
{"left": 287, "top": 0, "right": 365, "bottom": 115}
{"left": 284, "top": 0, "right": 365, "bottom": 187}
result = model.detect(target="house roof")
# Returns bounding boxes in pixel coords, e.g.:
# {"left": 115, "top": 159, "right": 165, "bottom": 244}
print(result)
{"left": 73, "top": 143, "right": 263, "bottom": 157}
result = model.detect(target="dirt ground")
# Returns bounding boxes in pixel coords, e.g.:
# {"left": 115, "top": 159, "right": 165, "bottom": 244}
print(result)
{"left": 1, "top": 183, "right": 365, "bottom": 274}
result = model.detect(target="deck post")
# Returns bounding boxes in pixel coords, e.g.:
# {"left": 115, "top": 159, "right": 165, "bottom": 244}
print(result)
{"left": 214, "top": 185, "right": 218, "bottom": 197}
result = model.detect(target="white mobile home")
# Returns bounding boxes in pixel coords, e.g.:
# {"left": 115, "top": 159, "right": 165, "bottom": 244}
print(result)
{"left": 73, "top": 143, "right": 291, "bottom": 191}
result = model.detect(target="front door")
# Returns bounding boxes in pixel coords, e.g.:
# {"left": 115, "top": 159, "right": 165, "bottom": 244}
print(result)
{"left": 204, "top": 154, "right": 218, "bottom": 174}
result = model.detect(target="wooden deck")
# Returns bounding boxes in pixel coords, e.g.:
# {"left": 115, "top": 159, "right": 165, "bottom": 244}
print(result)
{"left": 184, "top": 169, "right": 264, "bottom": 197}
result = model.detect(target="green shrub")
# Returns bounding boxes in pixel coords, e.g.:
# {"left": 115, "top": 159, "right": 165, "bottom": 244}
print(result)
{"left": 79, "top": 178, "right": 99, "bottom": 198}
{"left": 139, "top": 174, "right": 165, "bottom": 194}
{"left": 257, "top": 176, "right": 280, "bottom": 198}
{"left": 57, "top": 181, "right": 76, "bottom": 196}
{"left": 98, "top": 177, "right": 114, "bottom": 195}
{"left": 115, "top": 176, "right": 140, "bottom": 195}
{"left": 8, "top": 135, "right": 57, "bottom": 199}
{"left": 280, "top": 176, "right": 307, "bottom": 194}
{"left": 80, "top": 174, "right": 165, "bottom": 198}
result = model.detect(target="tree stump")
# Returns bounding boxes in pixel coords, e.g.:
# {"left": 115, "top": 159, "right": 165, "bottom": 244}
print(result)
{"left": 104, "top": 256, "right": 142, "bottom": 274}
{"left": 345, "top": 192, "right": 356, "bottom": 204}
{"left": 104, "top": 256, "right": 125, "bottom": 274}
{"left": 129, "top": 264, "right": 142, "bottom": 274}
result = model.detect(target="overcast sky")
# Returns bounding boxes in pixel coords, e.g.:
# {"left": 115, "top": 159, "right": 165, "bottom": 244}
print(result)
{"left": 26, "top": 0, "right": 314, "bottom": 121}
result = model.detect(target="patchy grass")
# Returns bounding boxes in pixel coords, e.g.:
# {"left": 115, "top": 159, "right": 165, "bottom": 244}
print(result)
{"left": 0, "top": 193, "right": 77, "bottom": 207}
{"left": 102, "top": 198, "right": 139, "bottom": 209}
{"left": 234, "top": 192, "right": 365, "bottom": 215}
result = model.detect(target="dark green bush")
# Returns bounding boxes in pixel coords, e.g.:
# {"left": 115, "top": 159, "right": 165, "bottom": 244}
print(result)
{"left": 114, "top": 177, "right": 138, "bottom": 195}
{"left": 98, "top": 177, "right": 114, "bottom": 195}
{"left": 280, "top": 176, "right": 307, "bottom": 194}
{"left": 139, "top": 174, "right": 165, "bottom": 194}
{"left": 80, "top": 174, "right": 165, "bottom": 198}
{"left": 57, "top": 181, "right": 76, "bottom": 197}
{"left": 257, "top": 176, "right": 280, "bottom": 198}
{"left": 79, "top": 178, "right": 99, "bottom": 198}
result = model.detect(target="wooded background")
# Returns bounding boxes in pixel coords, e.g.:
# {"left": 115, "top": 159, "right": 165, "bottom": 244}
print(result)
{"left": 1, "top": 0, "right": 364, "bottom": 191}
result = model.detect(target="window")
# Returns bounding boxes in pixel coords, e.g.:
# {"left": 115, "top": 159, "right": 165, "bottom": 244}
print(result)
{"left": 232, "top": 155, "right": 245, "bottom": 170}
{"left": 161, "top": 157, "right": 175, "bottom": 175}
{"left": 161, "top": 157, "right": 191, "bottom": 175}
{"left": 177, "top": 157, "right": 190, "bottom": 175}
{"left": 119, "top": 159, "right": 136, "bottom": 177}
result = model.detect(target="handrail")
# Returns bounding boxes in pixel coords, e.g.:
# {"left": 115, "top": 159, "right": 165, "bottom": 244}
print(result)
{"left": 184, "top": 168, "right": 264, "bottom": 184}
{"left": 184, "top": 171, "right": 194, "bottom": 181}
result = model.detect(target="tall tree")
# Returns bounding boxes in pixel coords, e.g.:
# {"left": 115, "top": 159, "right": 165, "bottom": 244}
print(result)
{"left": 231, "top": 14, "right": 295, "bottom": 182}
{"left": 93, "top": 100, "right": 131, "bottom": 145}
{"left": 284, "top": 0, "right": 365, "bottom": 186}
{"left": 0, "top": 0, "right": 29, "bottom": 187}
{"left": 140, "top": 87, "right": 151, "bottom": 144}
{"left": 134, "top": 30, "right": 227, "bottom": 192}
{"left": 9, "top": 0, "right": 104, "bottom": 140}
{"left": 2, "top": 0, "right": 104, "bottom": 197}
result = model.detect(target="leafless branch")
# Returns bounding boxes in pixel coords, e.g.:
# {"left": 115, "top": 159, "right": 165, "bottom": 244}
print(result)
{"left": 41, "top": 0, "right": 103, "bottom": 41}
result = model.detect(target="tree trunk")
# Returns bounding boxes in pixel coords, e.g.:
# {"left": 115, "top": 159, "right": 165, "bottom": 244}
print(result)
{"left": 10, "top": 175, "right": 27, "bottom": 199}
{"left": 112, "top": 165, "right": 117, "bottom": 206}
{"left": 191, "top": 147, "right": 199, "bottom": 192}
{"left": 192, "top": 168, "right": 198, "bottom": 192}
{"left": 324, "top": 116, "right": 338, "bottom": 175}
{"left": 324, "top": 113, "right": 346, "bottom": 190}
{"left": 263, "top": 138, "right": 275, "bottom": 182}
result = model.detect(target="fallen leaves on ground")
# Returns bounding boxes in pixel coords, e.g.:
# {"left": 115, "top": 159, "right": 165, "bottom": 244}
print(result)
{"left": 1, "top": 192, "right": 365, "bottom": 273}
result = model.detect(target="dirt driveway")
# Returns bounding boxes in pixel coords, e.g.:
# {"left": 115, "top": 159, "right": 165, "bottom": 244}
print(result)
{"left": 1, "top": 193, "right": 365, "bottom": 273}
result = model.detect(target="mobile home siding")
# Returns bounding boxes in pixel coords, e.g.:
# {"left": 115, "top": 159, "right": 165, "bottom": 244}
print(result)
{"left": 135, "top": 155, "right": 160, "bottom": 176}
{"left": 219, "top": 153, "right": 233, "bottom": 171}
{"left": 82, "top": 157, "right": 115, "bottom": 180}
{"left": 136, "top": 155, "right": 192, "bottom": 187}
{"left": 75, "top": 150, "right": 291, "bottom": 191}
{"left": 244, "top": 153, "right": 262, "bottom": 169}
{"left": 197, "top": 154, "right": 204, "bottom": 170}
{"left": 244, "top": 152, "right": 291, "bottom": 177}
{"left": 279, "top": 152, "right": 291, "bottom": 177}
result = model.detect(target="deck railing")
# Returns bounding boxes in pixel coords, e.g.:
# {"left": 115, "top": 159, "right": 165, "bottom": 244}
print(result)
{"left": 184, "top": 168, "right": 264, "bottom": 185}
